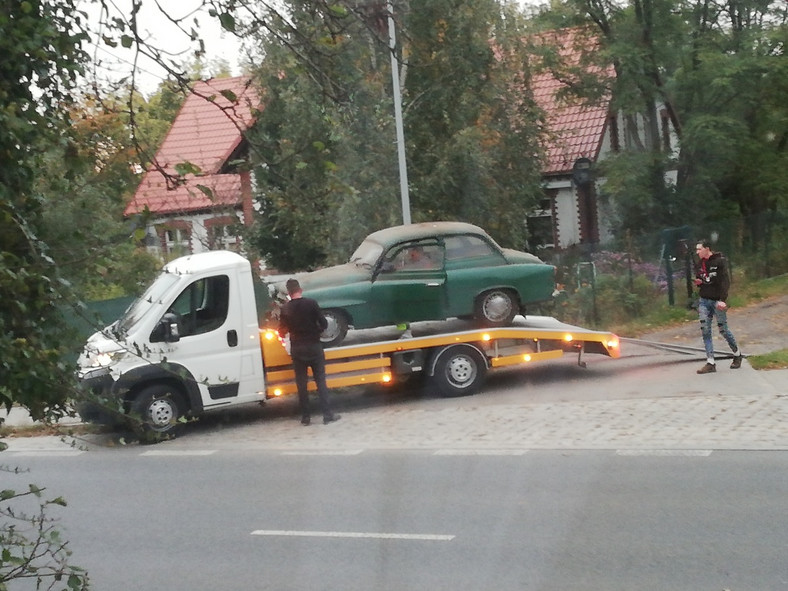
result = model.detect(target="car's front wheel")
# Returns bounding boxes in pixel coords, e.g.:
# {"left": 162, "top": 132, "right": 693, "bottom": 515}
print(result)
{"left": 475, "top": 289, "right": 518, "bottom": 326}
{"left": 320, "top": 309, "right": 349, "bottom": 347}
{"left": 130, "top": 384, "right": 187, "bottom": 442}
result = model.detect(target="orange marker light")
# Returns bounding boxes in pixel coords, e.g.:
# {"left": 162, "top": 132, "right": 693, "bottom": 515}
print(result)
{"left": 523, "top": 354, "right": 532, "bottom": 362}
{"left": 482, "top": 333, "right": 491, "bottom": 341}
{"left": 563, "top": 333, "right": 574, "bottom": 342}
{"left": 273, "top": 388, "right": 283, "bottom": 397}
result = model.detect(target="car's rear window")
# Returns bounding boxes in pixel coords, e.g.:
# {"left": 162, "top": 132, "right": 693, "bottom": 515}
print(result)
{"left": 444, "top": 235, "right": 497, "bottom": 261}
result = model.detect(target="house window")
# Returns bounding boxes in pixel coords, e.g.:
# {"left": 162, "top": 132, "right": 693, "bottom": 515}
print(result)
{"left": 157, "top": 221, "right": 192, "bottom": 258}
{"left": 527, "top": 195, "right": 555, "bottom": 251}
{"left": 608, "top": 114, "right": 620, "bottom": 152}
{"left": 206, "top": 216, "right": 240, "bottom": 250}
{"left": 660, "top": 109, "right": 671, "bottom": 153}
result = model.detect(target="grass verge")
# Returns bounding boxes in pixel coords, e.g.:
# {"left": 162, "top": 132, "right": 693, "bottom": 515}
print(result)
{"left": 747, "top": 349, "right": 788, "bottom": 370}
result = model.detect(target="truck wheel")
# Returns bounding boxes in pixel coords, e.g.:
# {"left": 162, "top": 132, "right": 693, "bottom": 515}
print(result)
{"left": 430, "top": 344, "right": 487, "bottom": 398}
{"left": 475, "top": 289, "right": 518, "bottom": 326}
{"left": 320, "top": 309, "right": 349, "bottom": 347}
{"left": 131, "top": 384, "right": 186, "bottom": 441}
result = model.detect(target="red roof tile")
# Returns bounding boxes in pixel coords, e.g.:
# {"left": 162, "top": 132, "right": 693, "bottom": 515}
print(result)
{"left": 131, "top": 173, "right": 242, "bottom": 216}
{"left": 125, "top": 76, "right": 259, "bottom": 216}
{"left": 530, "top": 28, "right": 613, "bottom": 175}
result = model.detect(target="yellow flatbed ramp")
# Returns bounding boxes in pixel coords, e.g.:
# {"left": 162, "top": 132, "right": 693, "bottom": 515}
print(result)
{"left": 261, "top": 316, "right": 620, "bottom": 398}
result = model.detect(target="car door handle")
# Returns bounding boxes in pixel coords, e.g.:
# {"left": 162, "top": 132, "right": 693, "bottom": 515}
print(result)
{"left": 426, "top": 282, "right": 441, "bottom": 287}
{"left": 227, "top": 329, "right": 238, "bottom": 347}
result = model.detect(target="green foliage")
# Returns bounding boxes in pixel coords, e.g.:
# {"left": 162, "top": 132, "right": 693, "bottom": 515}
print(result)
{"left": 0, "top": 467, "right": 89, "bottom": 589}
{"left": 0, "top": 0, "right": 90, "bottom": 420}
{"left": 245, "top": 1, "right": 403, "bottom": 270}
{"left": 530, "top": 0, "right": 787, "bottom": 238}
{"left": 244, "top": 0, "right": 546, "bottom": 270}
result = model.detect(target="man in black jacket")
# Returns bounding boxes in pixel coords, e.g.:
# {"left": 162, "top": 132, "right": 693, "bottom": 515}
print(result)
{"left": 278, "top": 279, "right": 341, "bottom": 425}
{"left": 694, "top": 240, "right": 743, "bottom": 374}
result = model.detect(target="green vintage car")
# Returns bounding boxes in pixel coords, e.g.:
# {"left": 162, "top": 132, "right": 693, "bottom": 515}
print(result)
{"left": 275, "top": 222, "right": 556, "bottom": 346}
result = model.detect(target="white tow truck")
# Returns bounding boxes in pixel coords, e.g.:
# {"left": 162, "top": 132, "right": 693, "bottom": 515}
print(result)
{"left": 76, "top": 251, "right": 621, "bottom": 438}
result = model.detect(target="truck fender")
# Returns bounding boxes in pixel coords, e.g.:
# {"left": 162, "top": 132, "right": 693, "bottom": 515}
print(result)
{"left": 426, "top": 343, "right": 489, "bottom": 398}
{"left": 426, "top": 343, "right": 488, "bottom": 376}
{"left": 114, "top": 362, "right": 204, "bottom": 415}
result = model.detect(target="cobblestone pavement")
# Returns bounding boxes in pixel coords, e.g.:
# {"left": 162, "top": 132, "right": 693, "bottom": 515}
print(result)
{"left": 4, "top": 355, "right": 786, "bottom": 454}
{"left": 3, "top": 295, "right": 787, "bottom": 454}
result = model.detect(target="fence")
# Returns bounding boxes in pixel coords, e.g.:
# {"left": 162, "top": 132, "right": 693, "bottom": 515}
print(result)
{"left": 544, "top": 210, "right": 788, "bottom": 328}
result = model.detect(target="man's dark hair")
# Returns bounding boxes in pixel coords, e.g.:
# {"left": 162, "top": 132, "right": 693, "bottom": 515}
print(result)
{"left": 697, "top": 239, "right": 712, "bottom": 249}
{"left": 286, "top": 278, "right": 301, "bottom": 295}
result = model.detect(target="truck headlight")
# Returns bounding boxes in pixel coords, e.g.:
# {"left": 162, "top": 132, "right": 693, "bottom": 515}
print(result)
{"left": 87, "top": 350, "right": 125, "bottom": 368}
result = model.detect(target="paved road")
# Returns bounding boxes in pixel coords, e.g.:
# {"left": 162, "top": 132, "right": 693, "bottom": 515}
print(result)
{"left": 4, "top": 342, "right": 786, "bottom": 454}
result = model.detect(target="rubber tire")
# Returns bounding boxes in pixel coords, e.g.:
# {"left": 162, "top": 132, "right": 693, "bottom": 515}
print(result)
{"left": 320, "top": 309, "right": 349, "bottom": 347}
{"left": 130, "top": 384, "right": 186, "bottom": 441}
{"left": 475, "top": 289, "right": 517, "bottom": 326}
{"left": 430, "top": 344, "right": 487, "bottom": 398}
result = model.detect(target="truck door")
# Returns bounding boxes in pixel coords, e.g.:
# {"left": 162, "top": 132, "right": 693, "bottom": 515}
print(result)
{"left": 370, "top": 240, "right": 446, "bottom": 324}
{"left": 158, "top": 273, "right": 253, "bottom": 405}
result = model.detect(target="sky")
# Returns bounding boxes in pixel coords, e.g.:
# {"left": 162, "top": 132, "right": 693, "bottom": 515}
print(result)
{"left": 87, "top": 0, "right": 543, "bottom": 98}
{"left": 84, "top": 0, "right": 244, "bottom": 97}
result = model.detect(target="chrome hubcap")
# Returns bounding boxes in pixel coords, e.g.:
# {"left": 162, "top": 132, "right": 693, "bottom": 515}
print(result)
{"left": 483, "top": 292, "right": 513, "bottom": 323}
{"left": 148, "top": 398, "right": 174, "bottom": 427}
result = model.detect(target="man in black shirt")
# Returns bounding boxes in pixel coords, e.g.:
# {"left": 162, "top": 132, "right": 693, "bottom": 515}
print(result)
{"left": 278, "top": 279, "right": 341, "bottom": 425}
{"left": 694, "top": 240, "right": 743, "bottom": 374}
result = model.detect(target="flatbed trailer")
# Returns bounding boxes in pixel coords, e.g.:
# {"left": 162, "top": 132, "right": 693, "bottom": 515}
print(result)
{"left": 262, "top": 316, "right": 621, "bottom": 398}
{"left": 76, "top": 251, "right": 621, "bottom": 439}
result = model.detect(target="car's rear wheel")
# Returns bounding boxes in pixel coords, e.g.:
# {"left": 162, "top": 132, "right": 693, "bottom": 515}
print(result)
{"left": 475, "top": 289, "right": 518, "bottom": 326}
{"left": 320, "top": 309, "right": 349, "bottom": 347}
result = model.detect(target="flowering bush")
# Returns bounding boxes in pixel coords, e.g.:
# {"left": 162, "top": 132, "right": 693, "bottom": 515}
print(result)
{"left": 552, "top": 249, "right": 693, "bottom": 328}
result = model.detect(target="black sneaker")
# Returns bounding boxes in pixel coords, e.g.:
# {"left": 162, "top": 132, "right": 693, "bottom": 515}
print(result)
{"left": 323, "top": 414, "right": 341, "bottom": 425}
{"left": 301, "top": 416, "right": 311, "bottom": 426}
{"left": 730, "top": 355, "right": 743, "bottom": 369}
{"left": 697, "top": 363, "right": 716, "bottom": 374}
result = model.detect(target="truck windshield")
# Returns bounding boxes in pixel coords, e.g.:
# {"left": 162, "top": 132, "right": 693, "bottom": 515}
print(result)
{"left": 116, "top": 272, "right": 181, "bottom": 336}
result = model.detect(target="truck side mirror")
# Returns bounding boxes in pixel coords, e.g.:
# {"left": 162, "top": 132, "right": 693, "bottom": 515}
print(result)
{"left": 161, "top": 312, "right": 181, "bottom": 343}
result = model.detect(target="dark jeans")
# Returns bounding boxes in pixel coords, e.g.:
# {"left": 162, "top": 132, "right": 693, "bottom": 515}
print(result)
{"left": 290, "top": 341, "right": 332, "bottom": 420}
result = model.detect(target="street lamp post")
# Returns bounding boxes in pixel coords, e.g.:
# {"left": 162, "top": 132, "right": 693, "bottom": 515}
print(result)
{"left": 386, "top": 0, "right": 411, "bottom": 225}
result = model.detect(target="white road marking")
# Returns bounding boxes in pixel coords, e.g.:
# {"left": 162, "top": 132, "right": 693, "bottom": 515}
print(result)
{"left": 251, "top": 530, "right": 455, "bottom": 541}
{"left": 8, "top": 451, "right": 85, "bottom": 457}
{"left": 141, "top": 450, "right": 217, "bottom": 456}
{"left": 616, "top": 449, "right": 713, "bottom": 457}
{"left": 434, "top": 449, "right": 527, "bottom": 456}
{"left": 280, "top": 450, "right": 364, "bottom": 456}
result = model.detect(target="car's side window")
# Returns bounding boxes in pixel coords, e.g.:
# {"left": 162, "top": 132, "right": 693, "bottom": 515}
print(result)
{"left": 387, "top": 242, "right": 444, "bottom": 272}
{"left": 165, "top": 275, "right": 230, "bottom": 338}
{"left": 445, "top": 235, "right": 497, "bottom": 261}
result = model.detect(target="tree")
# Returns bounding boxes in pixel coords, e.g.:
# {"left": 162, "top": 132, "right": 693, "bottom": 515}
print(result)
{"left": 242, "top": 1, "right": 404, "bottom": 271}
{"left": 529, "top": 0, "right": 788, "bottom": 239}
{"left": 35, "top": 92, "right": 163, "bottom": 302}
{"left": 239, "top": 0, "right": 547, "bottom": 270}
{"left": 0, "top": 0, "right": 91, "bottom": 420}
{"left": 403, "top": 0, "right": 545, "bottom": 249}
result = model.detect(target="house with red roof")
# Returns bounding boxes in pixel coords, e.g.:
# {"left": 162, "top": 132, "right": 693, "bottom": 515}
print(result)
{"left": 527, "top": 28, "right": 678, "bottom": 251}
{"left": 125, "top": 76, "right": 260, "bottom": 258}
{"left": 129, "top": 32, "right": 676, "bottom": 259}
